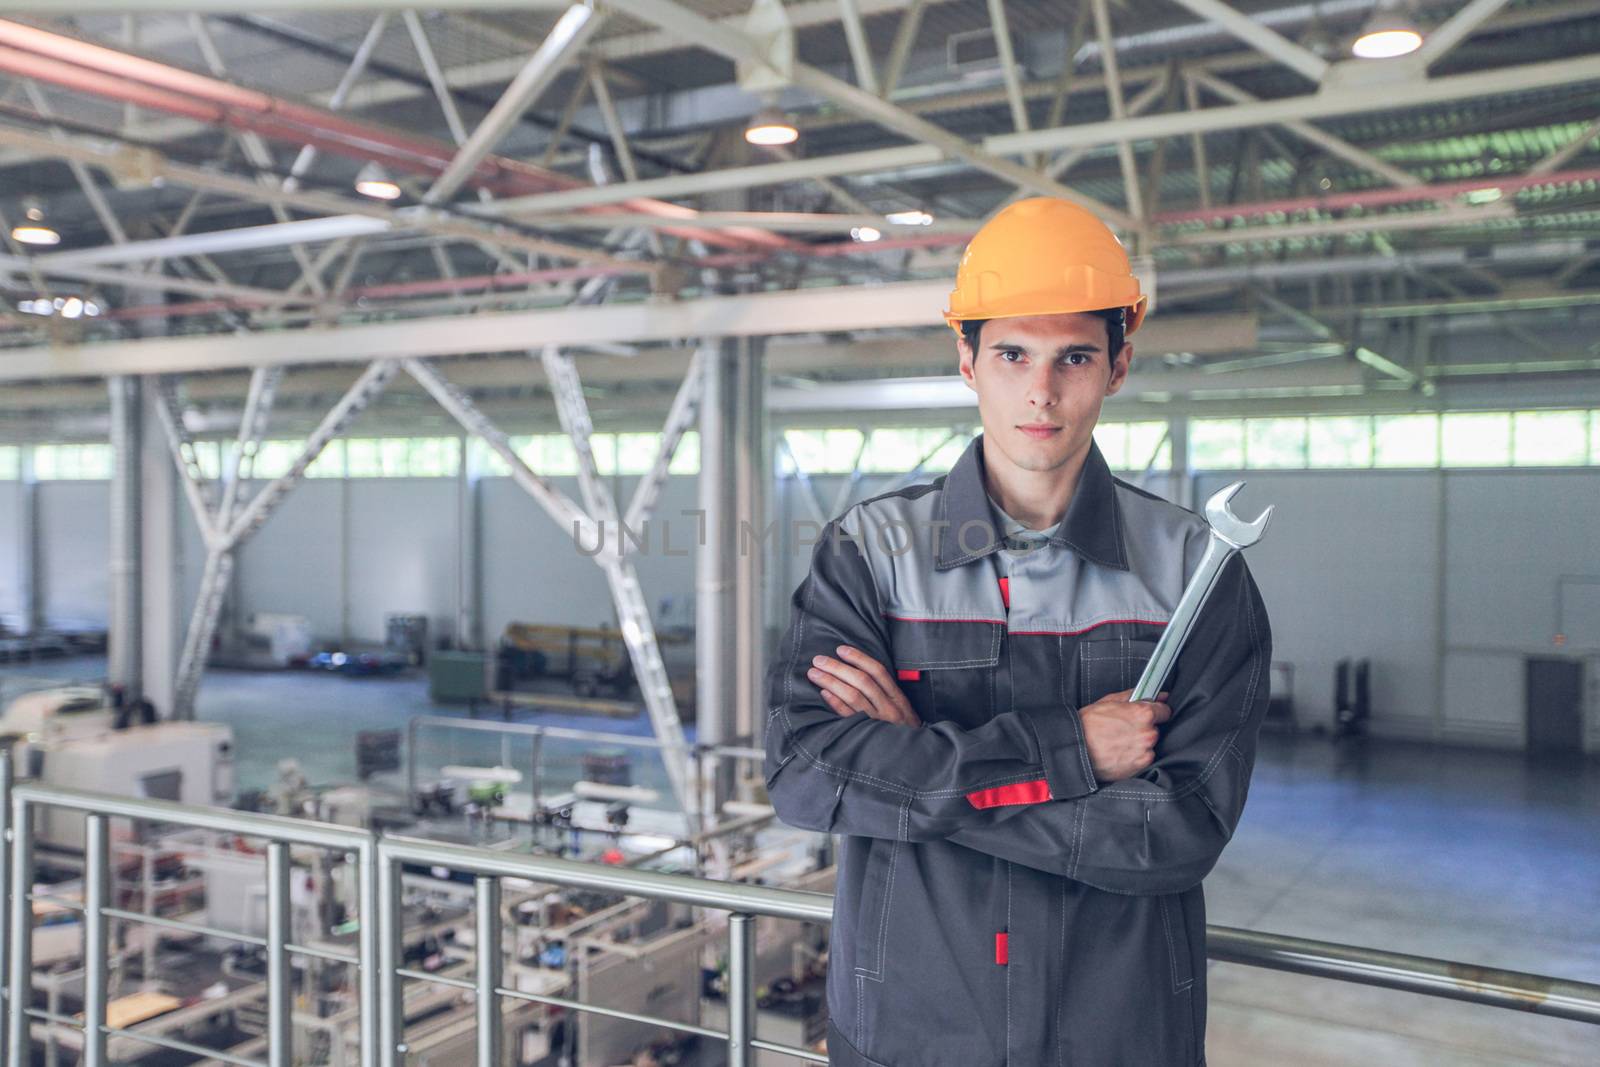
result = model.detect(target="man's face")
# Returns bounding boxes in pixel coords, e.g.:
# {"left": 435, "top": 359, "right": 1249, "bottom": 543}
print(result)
{"left": 956, "top": 311, "right": 1131, "bottom": 476}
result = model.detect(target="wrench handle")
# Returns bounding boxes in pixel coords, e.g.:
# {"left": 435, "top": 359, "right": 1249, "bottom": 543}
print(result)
{"left": 1129, "top": 538, "right": 1236, "bottom": 704}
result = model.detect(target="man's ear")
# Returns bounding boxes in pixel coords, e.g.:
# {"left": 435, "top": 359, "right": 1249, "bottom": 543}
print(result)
{"left": 957, "top": 335, "right": 978, "bottom": 392}
{"left": 1104, "top": 342, "right": 1133, "bottom": 396}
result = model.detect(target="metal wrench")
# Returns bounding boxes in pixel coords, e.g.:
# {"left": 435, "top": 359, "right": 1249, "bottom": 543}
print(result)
{"left": 1130, "top": 482, "right": 1273, "bottom": 703}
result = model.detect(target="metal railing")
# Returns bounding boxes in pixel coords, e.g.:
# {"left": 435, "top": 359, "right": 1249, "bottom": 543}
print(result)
{"left": 3, "top": 762, "right": 1598, "bottom": 1067}
{"left": 404, "top": 713, "right": 765, "bottom": 822}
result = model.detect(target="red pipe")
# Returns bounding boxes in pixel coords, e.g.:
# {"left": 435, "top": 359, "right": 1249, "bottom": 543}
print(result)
{"left": 1154, "top": 166, "right": 1600, "bottom": 226}
{"left": 0, "top": 19, "right": 790, "bottom": 253}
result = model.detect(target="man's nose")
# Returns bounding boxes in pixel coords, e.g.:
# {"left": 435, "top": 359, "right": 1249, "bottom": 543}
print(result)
{"left": 1025, "top": 363, "right": 1058, "bottom": 407}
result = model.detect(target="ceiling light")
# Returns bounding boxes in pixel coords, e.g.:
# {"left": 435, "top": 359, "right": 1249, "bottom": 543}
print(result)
{"left": 1352, "top": 1, "right": 1423, "bottom": 59}
{"left": 850, "top": 226, "right": 882, "bottom": 243}
{"left": 744, "top": 107, "right": 798, "bottom": 147}
{"left": 11, "top": 225, "right": 60, "bottom": 246}
{"left": 354, "top": 162, "right": 402, "bottom": 201}
{"left": 11, "top": 196, "right": 59, "bottom": 246}
{"left": 885, "top": 210, "right": 933, "bottom": 226}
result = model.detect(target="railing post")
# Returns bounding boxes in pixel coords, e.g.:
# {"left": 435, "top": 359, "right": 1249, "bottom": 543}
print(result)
{"left": 6, "top": 794, "right": 33, "bottom": 1067}
{"left": 377, "top": 850, "right": 404, "bottom": 1067}
{"left": 474, "top": 876, "right": 502, "bottom": 1067}
{"left": 0, "top": 752, "right": 11, "bottom": 1067}
{"left": 82, "top": 814, "right": 111, "bottom": 1067}
{"left": 266, "top": 841, "right": 292, "bottom": 1067}
{"left": 357, "top": 838, "right": 379, "bottom": 1067}
{"left": 727, "top": 913, "right": 754, "bottom": 1067}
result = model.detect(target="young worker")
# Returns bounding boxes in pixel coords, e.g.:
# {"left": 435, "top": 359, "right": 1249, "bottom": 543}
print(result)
{"left": 763, "top": 197, "right": 1273, "bottom": 1066}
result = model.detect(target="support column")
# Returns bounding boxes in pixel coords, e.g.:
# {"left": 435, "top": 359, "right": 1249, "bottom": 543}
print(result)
{"left": 697, "top": 341, "right": 739, "bottom": 812}
{"left": 1168, "top": 414, "right": 1192, "bottom": 510}
{"left": 137, "top": 382, "right": 181, "bottom": 719}
{"left": 108, "top": 377, "right": 143, "bottom": 700}
{"left": 455, "top": 434, "right": 482, "bottom": 649}
{"left": 733, "top": 337, "right": 767, "bottom": 748}
{"left": 16, "top": 446, "right": 40, "bottom": 639}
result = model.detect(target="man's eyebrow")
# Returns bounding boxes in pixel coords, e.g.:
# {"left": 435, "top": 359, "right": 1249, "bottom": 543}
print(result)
{"left": 986, "top": 338, "right": 1103, "bottom": 357}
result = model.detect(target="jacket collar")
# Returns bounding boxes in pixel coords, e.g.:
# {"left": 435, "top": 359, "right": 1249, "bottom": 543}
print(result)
{"left": 934, "top": 432, "right": 1130, "bottom": 571}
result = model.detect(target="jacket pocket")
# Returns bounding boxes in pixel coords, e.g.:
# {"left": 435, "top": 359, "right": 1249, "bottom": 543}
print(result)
{"left": 886, "top": 617, "right": 1002, "bottom": 728}
{"left": 1158, "top": 892, "right": 1196, "bottom": 994}
{"left": 1076, "top": 636, "right": 1159, "bottom": 707}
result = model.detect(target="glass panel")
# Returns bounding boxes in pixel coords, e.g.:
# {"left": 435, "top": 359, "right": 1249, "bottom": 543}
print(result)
{"left": 668, "top": 430, "right": 700, "bottom": 475}
{"left": 924, "top": 431, "right": 968, "bottom": 473}
{"left": 1373, "top": 414, "right": 1438, "bottom": 467}
{"left": 33, "top": 444, "right": 114, "bottom": 479}
{"left": 784, "top": 429, "right": 866, "bottom": 474}
{"left": 1441, "top": 412, "right": 1511, "bottom": 467}
{"left": 1093, "top": 424, "right": 1128, "bottom": 469}
{"left": 1511, "top": 411, "right": 1587, "bottom": 466}
{"left": 345, "top": 439, "right": 382, "bottom": 477}
{"left": 0, "top": 446, "right": 18, "bottom": 480}
{"left": 862, "top": 428, "right": 956, "bottom": 473}
{"left": 193, "top": 441, "right": 222, "bottom": 481}
{"left": 614, "top": 433, "right": 662, "bottom": 475}
{"left": 519, "top": 434, "right": 579, "bottom": 476}
{"left": 472, "top": 437, "right": 512, "bottom": 476}
{"left": 306, "top": 440, "right": 345, "bottom": 478}
{"left": 588, "top": 433, "right": 617, "bottom": 476}
{"left": 408, "top": 437, "right": 460, "bottom": 476}
{"left": 1127, "top": 422, "right": 1171, "bottom": 471}
{"left": 1189, "top": 420, "right": 1244, "bottom": 470}
{"left": 1245, "top": 418, "right": 1307, "bottom": 468}
{"left": 1307, "top": 416, "right": 1372, "bottom": 468}
{"left": 1593, "top": 412, "right": 1600, "bottom": 464}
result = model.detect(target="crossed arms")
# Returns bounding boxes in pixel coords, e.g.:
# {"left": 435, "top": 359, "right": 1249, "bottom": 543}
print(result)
{"left": 761, "top": 519, "right": 1272, "bottom": 895}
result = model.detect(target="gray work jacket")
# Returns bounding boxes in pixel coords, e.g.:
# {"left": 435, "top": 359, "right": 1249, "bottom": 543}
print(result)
{"left": 763, "top": 434, "right": 1272, "bottom": 1066}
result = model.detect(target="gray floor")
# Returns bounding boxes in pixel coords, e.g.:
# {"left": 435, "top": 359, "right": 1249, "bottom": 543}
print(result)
{"left": 3, "top": 656, "right": 1596, "bottom": 1064}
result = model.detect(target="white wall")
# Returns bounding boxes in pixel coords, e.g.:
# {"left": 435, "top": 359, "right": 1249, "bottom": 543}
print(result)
{"left": 0, "top": 481, "right": 22, "bottom": 622}
{"left": 1196, "top": 468, "right": 1600, "bottom": 752}
{"left": 9, "top": 462, "right": 1599, "bottom": 752}
{"left": 36, "top": 482, "right": 110, "bottom": 628}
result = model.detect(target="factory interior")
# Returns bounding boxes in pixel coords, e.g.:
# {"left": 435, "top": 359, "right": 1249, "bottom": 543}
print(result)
{"left": 0, "top": 0, "right": 1598, "bottom": 1064}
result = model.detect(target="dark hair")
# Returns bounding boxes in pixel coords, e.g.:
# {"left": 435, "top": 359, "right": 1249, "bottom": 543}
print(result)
{"left": 960, "top": 307, "right": 1127, "bottom": 366}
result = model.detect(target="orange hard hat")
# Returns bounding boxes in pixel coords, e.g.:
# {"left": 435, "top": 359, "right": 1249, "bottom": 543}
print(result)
{"left": 944, "top": 197, "right": 1148, "bottom": 337}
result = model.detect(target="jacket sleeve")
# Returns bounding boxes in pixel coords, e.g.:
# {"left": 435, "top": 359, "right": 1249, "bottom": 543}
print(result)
{"left": 944, "top": 552, "right": 1272, "bottom": 895}
{"left": 763, "top": 519, "right": 1100, "bottom": 842}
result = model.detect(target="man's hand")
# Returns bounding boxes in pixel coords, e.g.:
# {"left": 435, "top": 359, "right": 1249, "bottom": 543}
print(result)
{"left": 1080, "top": 688, "right": 1172, "bottom": 783}
{"left": 806, "top": 645, "right": 922, "bottom": 727}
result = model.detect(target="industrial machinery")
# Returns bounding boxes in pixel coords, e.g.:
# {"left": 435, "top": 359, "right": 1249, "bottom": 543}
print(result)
{"left": 5, "top": 702, "right": 833, "bottom": 1067}
{"left": 496, "top": 621, "right": 696, "bottom": 709}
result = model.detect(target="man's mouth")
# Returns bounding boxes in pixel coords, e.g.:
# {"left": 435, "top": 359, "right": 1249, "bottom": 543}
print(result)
{"left": 1018, "top": 425, "right": 1063, "bottom": 440}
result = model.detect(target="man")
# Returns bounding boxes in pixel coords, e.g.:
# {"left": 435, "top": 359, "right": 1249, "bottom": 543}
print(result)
{"left": 762, "top": 198, "right": 1272, "bottom": 1066}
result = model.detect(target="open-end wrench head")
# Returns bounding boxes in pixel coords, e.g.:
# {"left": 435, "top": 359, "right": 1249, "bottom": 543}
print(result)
{"left": 1203, "top": 481, "right": 1273, "bottom": 549}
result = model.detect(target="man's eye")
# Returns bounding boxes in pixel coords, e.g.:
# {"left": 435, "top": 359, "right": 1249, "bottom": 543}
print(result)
{"left": 1062, "top": 353, "right": 1089, "bottom": 366}
{"left": 998, "top": 350, "right": 1023, "bottom": 362}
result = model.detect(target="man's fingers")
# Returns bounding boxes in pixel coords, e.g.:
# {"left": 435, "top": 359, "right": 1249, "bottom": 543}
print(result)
{"left": 813, "top": 652, "right": 901, "bottom": 720}
{"left": 1147, "top": 702, "right": 1173, "bottom": 724}
{"left": 835, "top": 646, "right": 922, "bottom": 722}
{"left": 819, "top": 689, "right": 858, "bottom": 717}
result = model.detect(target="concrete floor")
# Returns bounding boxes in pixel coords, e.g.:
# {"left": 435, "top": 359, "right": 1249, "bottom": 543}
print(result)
{"left": 3, "top": 655, "right": 1596, "bottom": 1064}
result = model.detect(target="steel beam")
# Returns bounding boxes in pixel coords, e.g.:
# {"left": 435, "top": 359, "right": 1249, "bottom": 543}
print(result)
{"left": 401, "top": 358, "right": 607, "bottom": 562}
{"left": 605, "top": 0, "right": 1137, "bottom": 229}
{"left": 880, "top": 0, "right": 926, "bottom": 98}
{"left": 1414, "top": 0, "right": 1513, "bottom": 69}
{"left": 1090, "top": 0, "right": 1145, "bottom": 223}
{"left": 1185, "top": 69, "right": 1420, "bottom": 188}
{"left": 0, "top": 123, "right": 630, "bottom": 269}
{"left": 481, "top": 52, "right": 1600, "bottom": 216}
{"left": 837, "top": 0, "right": 880, "bottom": 95}
{"left": 1167, "top": 0, "right": 1328, "bottom": 83}
{"left": 39, "top": 215, "right": 391, "bottom": 268}
{"left": 624, "top": 343, "right": 708, "bottom": 531}
{"left": 424, "top": 3, "right": 602, "bottom": 204}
